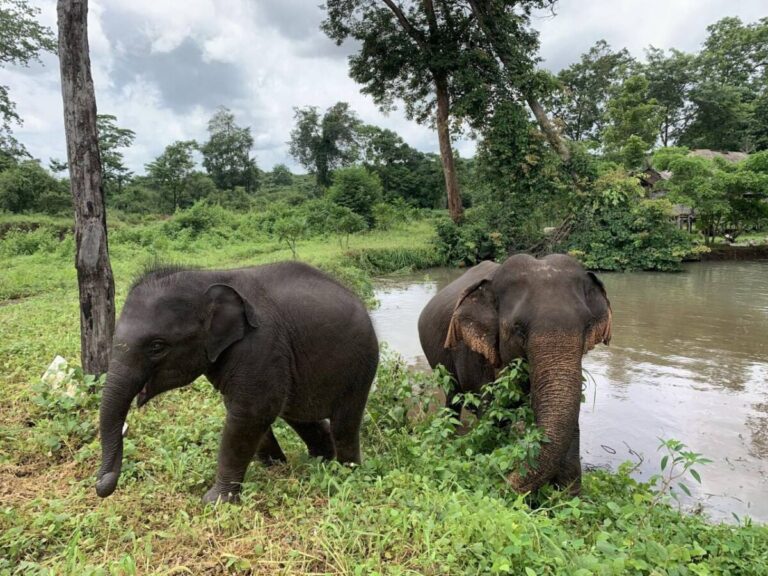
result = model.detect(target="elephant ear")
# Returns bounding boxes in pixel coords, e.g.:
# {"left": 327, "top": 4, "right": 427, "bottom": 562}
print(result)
{"left": 204, "top": 284, "right": 259, "bottom": 363}
{"left": 445, "top": 277, "right": 500, "bottom": 367}
{"left": 585, "top": 272, "right": 612, "bottom": 352}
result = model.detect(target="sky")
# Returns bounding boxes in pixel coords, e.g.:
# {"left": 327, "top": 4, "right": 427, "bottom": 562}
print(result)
{"left": 4, "top": 0, "right": 766, "bottom": 174}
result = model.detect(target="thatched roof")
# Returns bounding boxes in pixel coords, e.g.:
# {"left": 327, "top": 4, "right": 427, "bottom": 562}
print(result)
{"left": 689, "top": 149, "right": 748, "bottom": 163}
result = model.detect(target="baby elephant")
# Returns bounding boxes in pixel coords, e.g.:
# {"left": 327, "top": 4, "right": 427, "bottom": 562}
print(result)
{"left": 96, "top": 262, "right": 379, "bottom": 504}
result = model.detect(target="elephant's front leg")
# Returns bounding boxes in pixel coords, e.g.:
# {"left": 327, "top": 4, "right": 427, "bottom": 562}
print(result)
{"left": 203, "top": 410, "right": 274, "bottom": 504}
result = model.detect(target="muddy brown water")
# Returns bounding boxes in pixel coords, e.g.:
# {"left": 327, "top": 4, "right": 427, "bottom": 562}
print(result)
{"left": 370, "top": 262, "right": 768, "bottom": 523}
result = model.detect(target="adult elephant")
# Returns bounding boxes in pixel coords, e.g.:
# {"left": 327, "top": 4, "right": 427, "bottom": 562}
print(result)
{"left": 418, "top": 254, "right": 612, "bottom": 494}
{"left": 96, "top": 261, "right": 378, "bottom": 504}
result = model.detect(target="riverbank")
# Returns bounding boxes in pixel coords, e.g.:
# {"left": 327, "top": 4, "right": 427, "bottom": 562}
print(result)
{"left": 700, "top": 243, "right": 768, "bottom": 261}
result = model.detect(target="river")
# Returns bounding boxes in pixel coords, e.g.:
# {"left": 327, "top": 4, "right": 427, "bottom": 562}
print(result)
{"left": 370, "top": 262, "right": 768, "bottom": 523}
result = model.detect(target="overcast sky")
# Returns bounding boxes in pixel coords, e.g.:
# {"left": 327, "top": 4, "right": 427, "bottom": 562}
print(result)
{"left": 4, "top": 0, "right": 766, "bottom": 174}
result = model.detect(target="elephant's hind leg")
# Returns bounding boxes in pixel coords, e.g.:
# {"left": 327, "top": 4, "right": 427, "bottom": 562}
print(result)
{"left": 285, "top": 418, "right": 336, "bottom": 460}
{"left": 255, "top": 427, "right": 287, "bottom": 466}
{"left": 330, "top": 387, "right": 370, "bottom": 465}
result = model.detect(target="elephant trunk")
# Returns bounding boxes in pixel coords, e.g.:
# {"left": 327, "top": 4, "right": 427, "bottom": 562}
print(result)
{"left": 96, "top": 359, "right": 143, "bottom": 498}
{"left": 508, "top": 333, "right": 583, "bottom": 493}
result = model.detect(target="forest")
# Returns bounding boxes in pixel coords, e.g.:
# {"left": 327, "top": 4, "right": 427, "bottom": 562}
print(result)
{"left": 1, "top": 1, "right": 767, "bottom": 574}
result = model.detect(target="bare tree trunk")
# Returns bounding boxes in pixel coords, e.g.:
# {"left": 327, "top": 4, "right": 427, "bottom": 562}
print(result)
{"left": 435, "top": 74, "right": 463, "bottom": 223}
{"left": 526, "top": 94, "right": 571, "bottom": 162}
{"left": 58, "top": 0, "right": 115, "bottom": 375}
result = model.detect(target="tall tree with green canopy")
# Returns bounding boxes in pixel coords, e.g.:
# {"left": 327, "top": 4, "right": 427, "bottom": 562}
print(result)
{"left": 643, "top": 47, "right": 695, "bottom": 147}
{"left": 145, "top": 140, "right": 198, "bottom": 212}
{"left": 679, "top": 17, "right": 768, "bottom": 152}
{"left": 0, "top": 0, "right": 57, "bottom": 158}
{"left": 289, "top": 102, "right": 360, "bottom": 187}
{"left": 463, "top": 0, "right": 569, "bottom": 161}
{"left": 58, "top": 0, "right": 115, "bottom": 375}
{"left": 323, "top": 1, "right": 486, "bottom": 222}
{"left": 96, "top": 114, "right": 135, "bottom": 195}
{"left": 201, "top": 106, "right": 259, "bottom": 192}
{"left": 549, "top": 40, "right": 635, "bottom": 144}
{"left": 603, "top": 75, "right": 662, "bottom": 166}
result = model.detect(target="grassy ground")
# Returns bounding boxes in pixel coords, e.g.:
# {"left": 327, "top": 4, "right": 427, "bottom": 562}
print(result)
{"left": 1, "top": 213, "right": 766, "bottom": 575}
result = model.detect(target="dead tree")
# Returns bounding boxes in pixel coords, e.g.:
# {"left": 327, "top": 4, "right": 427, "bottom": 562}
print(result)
{"left": 57, "top": 0, "right": 115, "bottom": 374}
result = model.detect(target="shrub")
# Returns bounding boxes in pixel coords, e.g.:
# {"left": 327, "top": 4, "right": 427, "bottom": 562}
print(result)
{"left": 433, "top": 216, "right": 506, "bottom": 266}
{"left": 327, "top": 166, "right": 383, "bottom": 225}
{"left": 566, "top": 171, "right": 701, "bottom": 271}
{"left": 164, "top": 201, "right": 235, "bottom": 238}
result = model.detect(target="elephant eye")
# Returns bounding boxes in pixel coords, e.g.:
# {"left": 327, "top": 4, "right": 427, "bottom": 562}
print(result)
{"left": 148, "top": 339, "right": 168, "bottom": 357}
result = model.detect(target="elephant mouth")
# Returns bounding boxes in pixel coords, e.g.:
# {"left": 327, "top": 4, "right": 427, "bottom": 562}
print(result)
{"left": 136, "top": 384, "right": 149, "bottom": 408}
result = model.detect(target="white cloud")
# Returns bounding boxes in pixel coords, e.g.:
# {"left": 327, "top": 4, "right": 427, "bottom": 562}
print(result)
{"left": 3, "top": 0, "right": 765, "bottom": 173}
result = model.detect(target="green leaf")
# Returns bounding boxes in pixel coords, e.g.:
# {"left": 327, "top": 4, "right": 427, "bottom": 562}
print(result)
{"left": 689, "top": 468, "right": 702, "bottom": 483}
{"left": 660, "top": 455, "right": 668, "bottom": 470}
{"left": 678, "top": 482, "right": 691, "bottom": 496}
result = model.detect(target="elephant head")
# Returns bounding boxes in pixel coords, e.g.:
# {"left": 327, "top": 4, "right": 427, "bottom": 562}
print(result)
{"left": 96, "top": 270, "right": 258, "bottom": 498}
{"left": 444, "top": 254, "right": 611, "bottom": 493}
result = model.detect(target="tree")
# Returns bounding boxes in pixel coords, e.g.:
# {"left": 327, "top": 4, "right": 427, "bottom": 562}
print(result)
{"left": 549, "top": 40, "right": 635, "bottom": 144}
{"left": 358, "top": 124, "right": 443, "bottom": 207}
{"left": 145, "top": 140, "right": 197, "bottom": 212}
{"left": 201, "top": 106, "right": 259, "bottom": 192}
{"left": 289, "top": 102, "right": 360, "bottom": 188}
{"left": 603, "top": 75, "right": 662, "bottom": 165}
{"left": 644, "top": 47, "right": 695, "bottom": 147}
{"left": 0, "top": 0, "right": 57, "bottom": 157}
{"left": 58, "top": 0, "right": 115, "bottom": 375}
{"left": 463, "top": 0, "right": 568, "bottom": 161}
{"left": 273, "top": 212, "right": 307, "bottom": 259}
{"left": 678, "top": 82, "right": 753, "bottom": 152}
{"left": 678, "top": 17, "right": 768, "bottom": 152}
{"left": 323, "top": 1, "right": 469, "bottom": 222}
{"left": 96, "top": 114, "right": 135, "bottom": 195}
{"left": 0, "top": 159, "right": 69, "bottom": 213}
{"left": 269, "top": 163, "right": 293, "bottom": 186}
{"left": 327, "top": 166, "right": 383, "bottom": 226}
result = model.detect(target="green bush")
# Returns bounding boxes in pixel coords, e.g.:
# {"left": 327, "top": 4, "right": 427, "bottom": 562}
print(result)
{"left": 0, "top": 226, "right": 60, "bottom": 257}
{"left": 327, "top": 166, "right": 383, "bottom": 225}
{"left": 566, "top": 171, "right": 702, "bottom": 271}
{"left": 433, "top": 216, "right": 506, "bottom": 266}
{"left": 164, "top": 201, "right": 236, "bottom": 238}
{"left": 0, "top": 160, "right": 70, "bottom": 214}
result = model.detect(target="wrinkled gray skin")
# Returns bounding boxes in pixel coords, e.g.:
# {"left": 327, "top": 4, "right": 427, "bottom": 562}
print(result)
{"left": 97, "top": 261, "right": 378, "bottom": 504}
{"left": 418, "top": 254, "right": 612, "bottom": 494}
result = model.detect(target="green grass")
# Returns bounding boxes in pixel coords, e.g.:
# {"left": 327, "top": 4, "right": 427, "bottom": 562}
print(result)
{"left": 1, "top": 212, "right": 766, "bottom": 575}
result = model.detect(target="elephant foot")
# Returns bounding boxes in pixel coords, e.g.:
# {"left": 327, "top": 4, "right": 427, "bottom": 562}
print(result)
{"left": 506, "top": 470, "right": 537, "bottom": 494}
{"left": 202, "top": 482, "right": 241, "bottom": 505}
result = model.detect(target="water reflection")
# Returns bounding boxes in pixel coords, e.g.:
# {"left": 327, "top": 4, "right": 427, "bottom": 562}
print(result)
{"left": 371, "top": 262, "right": 768, "bottom": 523}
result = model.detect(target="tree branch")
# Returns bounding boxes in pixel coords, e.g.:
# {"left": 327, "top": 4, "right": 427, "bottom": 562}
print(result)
{"left": 381, "top": 0, "right": 427, "bottom": 48}
{"left": 423, "top": 0, "right": 438, "bottom": 35}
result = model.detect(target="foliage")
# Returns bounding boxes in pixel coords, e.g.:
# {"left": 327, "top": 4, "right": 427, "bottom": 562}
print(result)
{"left": 566, "top": 170, "right": 701, "bottom": 271}
{"left": 289, "top": 102, "right": 360, "bottom": 187}
{"left": 650, "top": 438, "right": 713, "bottom": 507}
{"left": 201, "top": 106, "right": 259, "bottom": 192}
{"left": 96, "top": 114, "right": 136, "bottom": 195}
{"left": 549, "top": 40, "right": 635, "bottom": 144}
{"left": 327, "top": 166, "right": 383, "bottom": 226}
{"left": 666, "top": 154, "right": 768, "bottom": 243}
{"left": 469, "top": 100, "right": 574, "bottom": 252}
{"left": 434, "top": 216, "right": 505, "bottom": 267}
{"left": 0, "top": 0, "right": 57, "bottom": 156}
{"left": 145, "top": 140, "right": 199, "bottom": 212}
{"left": 0, "top": 159, "right": 69, "bottom": 213}
{"left": 29, "top": 355, "right": 104, "bottom": 455}
{"left": 359, "top": 124, "right": 444, "bottom": 208}
{"left": 273, "top": 212, "right": 308, "bottom": 259}
{"left": 603, "top": 75, "right": 662, "bottom": 166}
{"left": 643, "top": 47, "right": 696, "bottom": 146}
{"left": 268, "top": 163, "right": 294, "bottom": 186}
